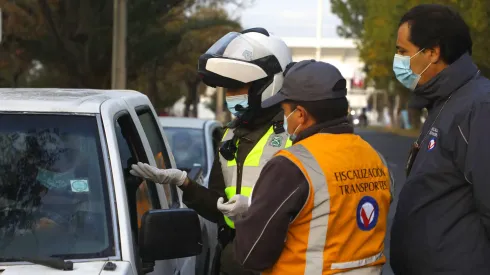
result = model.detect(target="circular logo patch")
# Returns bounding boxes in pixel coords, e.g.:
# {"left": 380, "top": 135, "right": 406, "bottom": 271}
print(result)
{"left": 428, "top": 138, "right": 436, "bottom": 151}
{"left": 270, "top": 136, "right": 283, "bottom": 148}
{"left": 356, "top": 196, "right": 379, "bottom": 231}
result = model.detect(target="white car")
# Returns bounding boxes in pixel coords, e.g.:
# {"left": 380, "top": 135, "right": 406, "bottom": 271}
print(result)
{"left": 0, "top": 89, "right": 204, "bottom": 275}
{"left": 159, "top": 117, "right": 223, "bottom": 275}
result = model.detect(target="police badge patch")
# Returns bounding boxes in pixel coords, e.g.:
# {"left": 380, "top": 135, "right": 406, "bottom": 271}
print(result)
{"left": 270, "top": 136, "right": 283, "bottom": 147}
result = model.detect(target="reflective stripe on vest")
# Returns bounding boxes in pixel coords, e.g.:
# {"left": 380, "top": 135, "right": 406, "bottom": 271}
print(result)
{"left": 263, "top": 133, "right": 391, "bottom": 275}
{"left": 287, "top": 145, "right": 330, "bottom": 274}
{"left": 220, "top": 126, "right": 292, "bottom": 228}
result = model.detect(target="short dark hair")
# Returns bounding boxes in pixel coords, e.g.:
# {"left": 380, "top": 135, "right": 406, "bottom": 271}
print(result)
{"left": 399, "top": 4, "right": 472, "bottom": 64}
{"left": 286, "top": 97, "right": 348, "bottom": 123}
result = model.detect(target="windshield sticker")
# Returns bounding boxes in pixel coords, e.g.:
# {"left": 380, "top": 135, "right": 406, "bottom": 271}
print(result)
{"left": 70, "top": 179, "right": 90, "bottom": 192}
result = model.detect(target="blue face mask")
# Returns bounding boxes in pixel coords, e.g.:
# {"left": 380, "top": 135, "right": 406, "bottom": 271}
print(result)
{"left": 37, "top": 167, "right": 76, "bottom": 189}
{"left": 226, "top": 95, "right": 248, "bottom": 116}
{"left": 393, "top": 48, "right": 431, "bottom": 90}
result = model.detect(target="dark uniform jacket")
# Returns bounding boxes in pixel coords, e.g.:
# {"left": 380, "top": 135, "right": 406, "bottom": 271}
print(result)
{"left": 391, "top": 53, "right": 490, "bottom": 275}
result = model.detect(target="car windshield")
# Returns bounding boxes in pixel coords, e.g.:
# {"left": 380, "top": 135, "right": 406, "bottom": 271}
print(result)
{"left": 0, "top": 114, "right": 114, "bottom": 261}
{"left": 163, "top": 127, "right": 208, "bottom": 176}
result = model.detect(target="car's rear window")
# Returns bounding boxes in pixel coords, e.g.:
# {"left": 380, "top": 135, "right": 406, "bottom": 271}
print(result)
{"left": 164, "top": 127, "right": 208, "bottom": 176}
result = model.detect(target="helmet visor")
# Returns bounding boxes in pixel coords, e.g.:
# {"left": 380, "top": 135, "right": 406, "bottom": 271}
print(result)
{"left": 205, "top": 32, "right": 272, "bottom": 62}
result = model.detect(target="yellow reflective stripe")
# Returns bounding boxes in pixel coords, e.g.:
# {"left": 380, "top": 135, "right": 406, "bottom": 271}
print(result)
{"left": 227, "top": 158, "right": 237, "bottom": 166}
{"left": 226, "top": 126, "right": 292, "bottom": 167}
{"left": 244, "top": 127, "right": 274, "bottom": 166}
{"left": 224, "top": 186, "right": 253, "bottom": 200}
{"left": 224, "top": 216, "right": 235, "bottom": 229}
{"left": 222, "top": 128, "right": 230, "bottom": 142}
{"left": 223, "top": 186, "right": 253, "bottom": 228}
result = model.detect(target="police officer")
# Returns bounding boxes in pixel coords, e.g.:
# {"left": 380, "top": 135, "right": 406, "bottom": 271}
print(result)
{"left": 229, "top": 60, "right": 393, "bottom": 274}
{"left": 130, "top": 27, "right": 293, "bottom": 275}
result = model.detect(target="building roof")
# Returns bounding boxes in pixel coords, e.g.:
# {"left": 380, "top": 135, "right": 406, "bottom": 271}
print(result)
{"left": 0, "top": 88, "right": 146, "bottom": 113}
{"left": 281, "top": 37, "right": 358, "bottom": 49}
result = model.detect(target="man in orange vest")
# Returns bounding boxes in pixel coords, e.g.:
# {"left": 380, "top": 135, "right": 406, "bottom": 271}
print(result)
{"left": 227, "top": 60, "right": 393, "bottom": 274}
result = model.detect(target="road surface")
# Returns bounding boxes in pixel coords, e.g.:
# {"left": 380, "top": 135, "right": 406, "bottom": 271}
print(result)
{"left": 356, "top": 128, "right": 415, "bottom": 275}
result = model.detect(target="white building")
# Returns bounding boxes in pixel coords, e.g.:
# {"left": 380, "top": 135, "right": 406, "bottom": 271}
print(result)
{"left": 282, "top": 37, "right": 368, "bottom": 110}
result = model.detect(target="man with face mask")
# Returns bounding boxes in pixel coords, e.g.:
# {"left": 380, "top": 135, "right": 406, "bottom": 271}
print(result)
{"left": 390, "top": 4, "right": 490, "bottom": 275}
{"left": 229, "top": 60, "right": 393, "bottom": 274}
{"left": 130, "top": 27, "right": 293, "bottom": 275}
{"left": 34, "top": 130, "right": 82, "bottom": 230}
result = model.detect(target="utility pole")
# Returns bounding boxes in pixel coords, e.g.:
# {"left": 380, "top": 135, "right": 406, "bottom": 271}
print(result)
{"left": 111, "top": 0, "right": 127, "bottom": 89}
{"left": 215, "top": 87, "right": 225, "bottom": 123}
{"left": 0, "top": 9, "right": 3, "bottom": 44}
{"left": 316, "top": 0, "right": 323, "bottom": 60}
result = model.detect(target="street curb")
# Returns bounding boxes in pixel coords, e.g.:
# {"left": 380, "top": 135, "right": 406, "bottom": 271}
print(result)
{"left": 366, "top": 126, "right": 419, "bottom": 138}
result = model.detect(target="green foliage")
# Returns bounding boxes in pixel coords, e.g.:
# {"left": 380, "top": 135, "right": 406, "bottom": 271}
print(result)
{"left": 331, "top": 0, "right": 490, "bottom": 128}
{"left": 330, "top": 0, "right": 366, "bottom": 39}
{"left": 0, "top": 0, "right": 243, "bottom": 111}
{"left": 331, "top": 0, "right": 490, "bottom": 87}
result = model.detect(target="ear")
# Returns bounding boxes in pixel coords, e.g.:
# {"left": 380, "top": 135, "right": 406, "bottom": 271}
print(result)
{"left": 428, "top": 46, "right": 442, "bottom": 64}
{"left": 296, "top": 106, "right": 308, "bottom": 124}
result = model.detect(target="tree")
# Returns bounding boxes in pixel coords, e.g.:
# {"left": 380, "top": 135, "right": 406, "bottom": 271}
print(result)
{"left": 0, "top": 0, "right": 45, "bottom": 87}
{"left": 331, "top": 0, "right": 490, "bottom": 129}
{"left": 168, "top": 7, "right": 240, "bottom": 117}
{"left": 330, "top": 0, "right": 366, "bottom": 39}
{"left": 0, "top": 0, "right": 244, "bottom": 113}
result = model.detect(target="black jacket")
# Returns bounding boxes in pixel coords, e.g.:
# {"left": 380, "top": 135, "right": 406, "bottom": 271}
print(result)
{"left": 390, "top": 53, "right": 490, "bottom": 274}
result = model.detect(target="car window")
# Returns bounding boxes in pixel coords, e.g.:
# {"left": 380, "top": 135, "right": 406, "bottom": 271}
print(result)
{"left": 114, "top": 113, "right": 160, "bottom": 235}
{"left": 0, "top": 114, "right": 114, "bottom": 260}
{"left": 135, "top": 107, "right": 179, "bottom": 209}
{"left": 164, "top": 127, "right": 208, "bottom": 177}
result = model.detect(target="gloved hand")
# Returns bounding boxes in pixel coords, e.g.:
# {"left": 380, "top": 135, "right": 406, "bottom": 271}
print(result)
{"left": 130, "top": 162, "right": 187, "bottom": 186}
{"left": 217, "top": 195, "right": 249, "bottom": 220}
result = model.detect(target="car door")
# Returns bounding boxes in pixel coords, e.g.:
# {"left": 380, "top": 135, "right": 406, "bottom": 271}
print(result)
{"left": 113, "top": 111, "right": 174, "bottom": 275}
{"left": 100, "top": 98, "right": 178, "bottom": 275}
{"left": 128, "top": 102, "right": 196, "bottom": 275}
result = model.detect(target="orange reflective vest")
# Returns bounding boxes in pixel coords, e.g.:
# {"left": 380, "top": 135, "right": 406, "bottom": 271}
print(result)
{"left": 262, "top": 133, "right": 392, "bottom": 275}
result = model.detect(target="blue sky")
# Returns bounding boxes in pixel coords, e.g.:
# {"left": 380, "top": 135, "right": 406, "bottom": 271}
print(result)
{"left": 227, "top": 0, "right": 341, "bottom": 38}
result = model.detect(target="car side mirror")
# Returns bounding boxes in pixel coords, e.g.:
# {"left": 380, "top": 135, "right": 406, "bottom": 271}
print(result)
{"left": 139, "top": 209, "right": 202, "bottom": 261}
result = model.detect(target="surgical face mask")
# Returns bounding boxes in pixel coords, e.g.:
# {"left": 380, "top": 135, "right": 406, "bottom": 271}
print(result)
{"left": 393, "top": 48, "right": 432, "bottom": 90}
{"left": 37, "top": 167, "right": 76, "bottom": 189}
{"left": 226, "top": 94, "right": 249, "bottom": 116}
{"left": 284, "top": 109, "right": 301, "bottom": 141}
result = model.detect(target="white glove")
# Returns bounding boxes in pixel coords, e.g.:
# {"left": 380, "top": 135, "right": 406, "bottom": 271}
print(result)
{"left": 217, "top": 195, "right": 249, "bottom": 220}
{"left": 130, "top": 162, "right": 187, "bottom": 186}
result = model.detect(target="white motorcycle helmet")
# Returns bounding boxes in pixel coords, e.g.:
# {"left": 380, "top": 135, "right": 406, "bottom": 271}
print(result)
{"left": 198, "top": 28, "right": 292, "bottom": 112}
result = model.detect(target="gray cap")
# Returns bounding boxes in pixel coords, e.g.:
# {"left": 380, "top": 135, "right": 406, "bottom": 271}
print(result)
{"left": 262, "top": 59, "right": 347, "bottom": 108}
